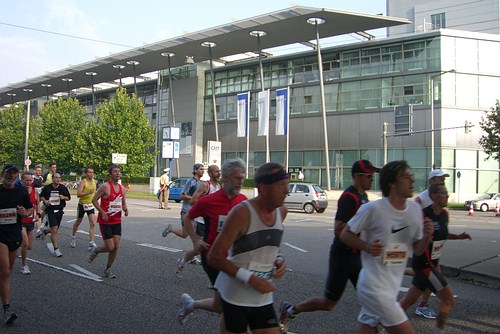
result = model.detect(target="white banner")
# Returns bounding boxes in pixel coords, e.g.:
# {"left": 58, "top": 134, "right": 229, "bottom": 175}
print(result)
{"left": 257, "top": 90, "right": 269, "bottom": 136}
{"left": 207, "top": 141, "right": 222, "bottom": 168}
{"left": 276, "top": 87, "right": 289, "bottom": 136}
{"left": 237, "top": 92, "right": 249, "bottom": 137}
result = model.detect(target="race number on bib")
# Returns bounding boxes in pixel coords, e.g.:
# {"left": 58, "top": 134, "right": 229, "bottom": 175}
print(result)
{"left": 0, "top": 208, "right": 17, "bottom": 225}
{"left": 109, "top": 197, "right": 122, "bottom": 213}
{"left": 383, "top": 243, "right": 408, "bottom": 266}
{"left": 83, "top": 204, "right": 94, "bottom": 211}
{"left": 49, "top": 191, "right": 60, "bottom": 206}
{"left": 431, "top": 240, "right": 446, "bottom": 260}
{"left": 217, "top": 215, "right": 227, "bottom": 232}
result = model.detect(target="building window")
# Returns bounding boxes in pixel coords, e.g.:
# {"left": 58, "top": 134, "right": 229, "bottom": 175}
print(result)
{"left": 431, "top": 13, "right": 446, "bottom": 29}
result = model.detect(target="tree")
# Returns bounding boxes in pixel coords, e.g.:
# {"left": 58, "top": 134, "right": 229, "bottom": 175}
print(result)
{"left": 479, "top": 100, "right": 500, "bottom": 161}
{"left": 30, "top": 98, "right": 87, "bottom": 173}
{"left": 74, "top": 87, "right": 156, "bottom": 178}
{"left": 0, "top": 104, "right": 26, "bottom": 165}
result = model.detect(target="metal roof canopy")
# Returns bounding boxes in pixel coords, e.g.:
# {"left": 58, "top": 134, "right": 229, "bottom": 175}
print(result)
{"left": 0, "top": 6, "right": 410, "bottom": 105}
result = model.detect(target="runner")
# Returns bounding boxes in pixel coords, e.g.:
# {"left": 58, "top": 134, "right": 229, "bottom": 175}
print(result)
{"left": 88, "top": 164, "right": 129, "bottom": 279}
{"left": 0, "top": 164, "right": 33, "bottom": 324}
{"left": 279, "top": 160, "right": 380, "bottom": 333}
{"left": 177, "top": 159, "right": 246, "bottom": 325}
{"left": 70, "top": 167, "right": 98, "bottom": 250}
{"left": 39, "top": 172, "right": 71, "bottom": 257}
{"left": 340, "top": 160, "right": 434, "bottom": 334}
{"left": 208, "top": 162, "right": 289, "bottom": 334}
{"left": 20, "top": 171, "right": 40, "bottom": 275}
{"left": 400, "top": 183, "right": 471, "bottom": 334}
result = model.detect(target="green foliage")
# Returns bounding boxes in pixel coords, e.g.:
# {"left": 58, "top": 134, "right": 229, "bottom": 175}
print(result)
{"left": 0, "top": 104, "right": 26, "bottom": 165}
{"left": 479, "top": 100, "right": 500, "bottom": 161}
{"left": 74, "top": 87, "right": 156, "bottom": 178}
{"left": 30, "top": 98, "right": 87, "bottom": 172}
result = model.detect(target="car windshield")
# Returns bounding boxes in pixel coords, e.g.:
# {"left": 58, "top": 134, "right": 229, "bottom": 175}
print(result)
{"left": 479, "top": 194, "right": 495, "bottom": 200}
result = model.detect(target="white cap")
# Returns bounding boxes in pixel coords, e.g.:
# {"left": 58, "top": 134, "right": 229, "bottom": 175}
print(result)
{"left": 163, "top": 168, "right": 170, "bottom": 172}
{"left": 428, "top": 169, "right": 449, "bottom": 180}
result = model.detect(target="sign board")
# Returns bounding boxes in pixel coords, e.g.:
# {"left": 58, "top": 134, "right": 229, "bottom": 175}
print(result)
{"left": 207, "top": 141, "right": 222, "bottom": 168}
{"left": 112, "top": 153, "right": 127, "bottom": 164}
{"left": 24, "top": 159, "right": 32, "bottom": 167}
{"left": 162, "top": 126, "right": 180, "bottom": 140}
{"left": 162, "top": 141, "right": 180, "bottom": 159}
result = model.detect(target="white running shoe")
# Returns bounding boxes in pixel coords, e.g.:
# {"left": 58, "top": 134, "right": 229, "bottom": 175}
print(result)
{"left": 176, "top": 258, "right": 185, "bottom": 278}
{"left": 88, "top": 246, "right": 99, "bottom": 263}
{"left": 21, "top": 265, "right": 31, "bottom": 275}
{"left": 70, "top": 236, "right": 76, "bottom": 248}
{"left": 102, "top": 268, "right": 116, "bottom": 279}
{"left": 88, "top": 241, "right": 97, "bottom": 250}
{"left": 54, "top": 249, "right": 63, "bottom": 257}
{"left": 178, "top": 293, "right": 194, "bottom": 325}
{"left": 162, "top": 224, "right": 172, "bottom": 237}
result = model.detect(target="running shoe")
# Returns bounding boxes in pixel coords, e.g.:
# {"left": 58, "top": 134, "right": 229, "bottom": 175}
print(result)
{"left": 187, "top": 255, "right": 202, "bottom": 265}
{"left": 176, "top": 258, "right": 185, "bottom": 278}
{"left": 88, "top": 246, "right": 99, "bottom": 263}
{"left": 3, "top": 307, "right": 17, "bottom": 325}
{"left": 20, "top": 265, "right": 31, "bottom": 275}
{"left": 102, "top": 268, "right": 116, "bottom": 279}
{"left": 70, "top": 236, "right": 76, "bottom": 248}
{"left": 88, "top": 241, "right": 97, "bottom": 250}
{"left": 39, "top": 226, "right": 46, "bottom": 240}
{"left": 415, "top": 304, "right": 437, "bottom": 319}
{"left": 178, "top": 293, "right": 194, "bottom": 325}
{"left": 279, "top": 302, "right": 296, "bottom": 334}
{"left": 35, "top": 229, "right": 42, "bottom": 239}
{"left": 162, "top": 224, "right": 172, "bottom": 237}
{"left": 54, "top": 249, "right": 63, "bottom": 257}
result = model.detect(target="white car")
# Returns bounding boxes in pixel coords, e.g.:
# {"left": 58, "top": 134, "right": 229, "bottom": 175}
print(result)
{"left": 285, "top": 183, "right": 328, "bottom": 214}
{"left": 464, "top": 193, "right": 500, "bottom": 212}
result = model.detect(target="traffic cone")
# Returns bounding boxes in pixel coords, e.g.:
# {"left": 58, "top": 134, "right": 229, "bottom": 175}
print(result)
{"left": 468, "top": 202, "right": 475, "bottom": 216}
{"left": 496, "top": 203, "right": 500, "bottom": 216}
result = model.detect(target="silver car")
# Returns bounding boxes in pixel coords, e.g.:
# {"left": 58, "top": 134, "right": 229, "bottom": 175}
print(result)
{"left": 285, "top": 182, "right": 328, "bottom": 214}
{"left": 464, "top": 193, "right": 500, "bottom": 212}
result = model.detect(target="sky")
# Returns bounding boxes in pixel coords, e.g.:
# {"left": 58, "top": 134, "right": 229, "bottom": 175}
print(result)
{"left": 0, "top": 0, "right": 387, "bottom": 88}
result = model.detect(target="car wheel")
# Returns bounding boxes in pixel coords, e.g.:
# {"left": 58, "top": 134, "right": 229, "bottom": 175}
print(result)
{"left": 304, "top": 203, "right": 315, "bottom": 214}
{"left": 480, "top": 203, "right": 488, "bottom": 212}
{"left": 316, "top": 208, "right": 326, "bottom": 214}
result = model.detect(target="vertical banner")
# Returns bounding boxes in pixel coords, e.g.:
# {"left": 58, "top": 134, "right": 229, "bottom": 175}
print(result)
{"left": 257, "top": 90, "right": 270, "bottom": 136}
{"left": 276, "top": 87, "right": 289, "bottom": 136}
{"left": 207, "top": 141, "right": 222, "bottom": 168}
{"left": 237, "top": 92, "right": 249, "bottom": 137}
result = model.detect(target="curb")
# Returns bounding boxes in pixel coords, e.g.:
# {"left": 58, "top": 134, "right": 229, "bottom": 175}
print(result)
{"left": 441, "top": 265, "right": 500, "bottom": 289}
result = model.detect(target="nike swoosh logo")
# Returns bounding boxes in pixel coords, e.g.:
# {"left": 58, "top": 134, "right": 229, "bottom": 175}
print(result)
{"left": 391, "top": 225, "right": 409, "bottom": 233}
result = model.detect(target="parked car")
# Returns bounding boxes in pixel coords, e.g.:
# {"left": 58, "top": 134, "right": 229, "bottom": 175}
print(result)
{"left": 285, "top": 182, "right": 328, "bottom": 214}
{"left": 464, "top": 193, "right": 500, "bottom": 212}
{"left": 168, "top": 177, "right": 190, "bottom": 203}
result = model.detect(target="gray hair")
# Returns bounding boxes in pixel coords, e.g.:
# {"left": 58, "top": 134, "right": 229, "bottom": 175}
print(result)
{"left": 221, "top": 158, "right": 246, "bottom": 178}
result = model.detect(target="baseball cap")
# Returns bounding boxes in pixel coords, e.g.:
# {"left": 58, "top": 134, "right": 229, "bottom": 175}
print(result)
{"left": 351, "top": 160, "right": 380, "bottom": 175}
{"left": 163, "top": 168, "right": 170, "bottom": 172}
{"left": 428, "top": 169, "right": 449, "bottom": 180}
{"left": 2, "top": 164, "right": 20, "bottom": 173}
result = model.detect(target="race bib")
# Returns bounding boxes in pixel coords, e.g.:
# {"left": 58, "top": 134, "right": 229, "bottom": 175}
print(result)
{"left": 431, "top": 240, "right": 446, "bottom": 260}
{"left": 108, "top": 197, "right": 122, "bottom": 213}
{"left": 0, "top": 208, "right": 17, "bottom": 225}
{"left": 83, "top": 204, "right": 94, "bottom": 211}
{"left": 383, "top": 243, "right": 408, "bottom": 266}
{"left": 217, "top": 215, "right": 227, "bottom": 232}
{"left": 248, "top": 261, "right": 274, "bottom": 280}
{"left": 49, "top": 191, "right": 60, "bottom": 206}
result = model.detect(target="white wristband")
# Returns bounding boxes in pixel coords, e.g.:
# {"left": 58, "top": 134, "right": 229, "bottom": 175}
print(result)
{"left": 235, "top": 268, "right": 252, "bottom": 284}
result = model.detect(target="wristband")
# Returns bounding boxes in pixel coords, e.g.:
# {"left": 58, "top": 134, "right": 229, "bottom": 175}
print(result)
{"left": 235, "top": 268, "right": 252, "bottom": 284}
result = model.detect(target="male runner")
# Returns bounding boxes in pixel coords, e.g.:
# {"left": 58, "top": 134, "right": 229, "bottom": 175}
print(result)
{"left": 70, "top": 167, "right": 97, "bottom": 249}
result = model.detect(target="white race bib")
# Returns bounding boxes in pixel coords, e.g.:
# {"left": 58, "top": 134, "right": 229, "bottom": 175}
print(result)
{"left": 83, "top": 204, "right": 94, "bottom": 211}
{"left": 383, "top": 243, "right": 408, "bottom": 266}
{"left": 217, "top": 215, "right": 227, "bottom": 232}
{"left": 431, "top": 240, "right": 446, "bottom": 260}
{"left": 248, "top": 261, "right": 274, "bottom": 280}
{"left": 108, "top": 197, "right": 122, "bottom": 214}
{"left": 49, "top": 191, "right": 60, "bottom": 206}
{"left": 0, "top": 208, "right": 17, "bottom": 225}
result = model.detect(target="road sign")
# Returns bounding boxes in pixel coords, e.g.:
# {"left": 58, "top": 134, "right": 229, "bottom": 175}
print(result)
{"left": 24, "top": 159, "right": 31, "bottom": 166}
{"left": 112, "top": 153, "right": 127, "bottom": 164}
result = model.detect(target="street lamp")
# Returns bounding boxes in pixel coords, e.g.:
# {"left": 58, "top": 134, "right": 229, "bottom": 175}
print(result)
{"left": 201, "top": 41, "right": 219, "bottom": 142}
{"left": 430, "top": 69, "right": 455, "bottom": 170}
{"left": 113, "top": 64, "right": 125, "bottom": 86}
{"left": 62, "top": 78, "right": 73, "bottom": 99}
{"left": 41, "top": 83, "right": 52, "bottom": 102}
{"left": 126, "top": 60, "right": 140, "bottom": 95}
{"left": 6, "top": 93, "right": 16, "bottom": 104}
{"left": 85, "top": 72, "right": 97, "bottom": 114}
{"left": 23, "top": 88, "right": 33, "bottom": 171}
{"left": 160, "top": 52, "right": 178, "bottom": 176}
{"left": 249, "top": 30, "right": 270, "bottom": 163}
{"left": 307, "top": 17, "right": 331, "bottom": 190}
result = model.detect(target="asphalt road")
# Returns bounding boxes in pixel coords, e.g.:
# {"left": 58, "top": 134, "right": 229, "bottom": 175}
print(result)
{"left": 5, "top": 198, "right": 500, "bottom": 333}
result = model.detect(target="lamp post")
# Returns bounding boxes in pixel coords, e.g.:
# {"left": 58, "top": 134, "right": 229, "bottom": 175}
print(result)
{"left": 85, "top": 72, "right": 97, "bottom": 114}
{"left": 62, "top": 78, "right": 73, "bottom": 99}
{"left": 113, "top": 64, "right": 125, "bottom": 86}
{"left": 201, "top": 41, "right": 219, "bottom": 142}
{"left": 307, "top": 17, "right": 331, "bottom": 190}
{"left": 249, "top": 30, "right": 270, "bottom": 163}
{"left": 160, "top": 52, "right": 178, "bottom": 175}
{"left": 6, "top": 93, "right": 16, "bottom": 104}
{"left": 41, "top": 83, "right": 51, "bottom": 102}
{"left": 126, "top": 60, "right": 140, "bottom": 96}
{"left": 23, "top": 88, "right": 33, "bottom": 171}
{"left": 429, "top": 69, "right": 455, "bottom": 170}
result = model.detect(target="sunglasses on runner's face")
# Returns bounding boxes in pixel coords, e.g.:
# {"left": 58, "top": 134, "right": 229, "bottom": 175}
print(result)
{"left": 357, "top": 173, "right": 373, "bottom": 178}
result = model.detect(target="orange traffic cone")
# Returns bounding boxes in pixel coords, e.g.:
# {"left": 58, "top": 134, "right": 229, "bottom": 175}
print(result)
{"left": 496, "top": 203, "right": 500, "bottom": 216}
{"left": 468, "top": 203, "right": 475, "bottom": 216}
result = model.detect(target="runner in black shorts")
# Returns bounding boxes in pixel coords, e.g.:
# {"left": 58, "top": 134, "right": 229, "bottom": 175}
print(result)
{"left": 400, "top": 183, "right": 471, "bottom": 334}
{"left": 279, "top": 160, "right": 380, "bottom": 333}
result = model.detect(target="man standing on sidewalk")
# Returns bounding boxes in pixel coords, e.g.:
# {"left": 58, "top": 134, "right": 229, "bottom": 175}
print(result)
{"left": 158, "top": 168, "right": 171, "bottom": 210}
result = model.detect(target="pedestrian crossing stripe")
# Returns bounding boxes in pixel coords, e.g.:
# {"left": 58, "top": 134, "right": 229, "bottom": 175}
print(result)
{"left": 137, "top": 243, "right": 183, "bottom": 253}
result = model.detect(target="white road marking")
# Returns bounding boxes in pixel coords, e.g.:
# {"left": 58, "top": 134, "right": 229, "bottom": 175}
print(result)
{"left": 283, "top": 242, "right": 308, "bottom": 253}
{"left": 26, "top": 258, "right": 103, "bottom": 282}
{"left": 69, "top": 264, "right": 103, "bottom": 280}
{"left": 76, "top": 230, "right": 101, "bottom": 238}
{"left": 399, "top": 286, "right": 457, "bottom": 298}
{"left": 66, "top": 218, "right": 77, "bottom": 223}
{"left": 137, "top": 243, "right": 183, "bottom": 253}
